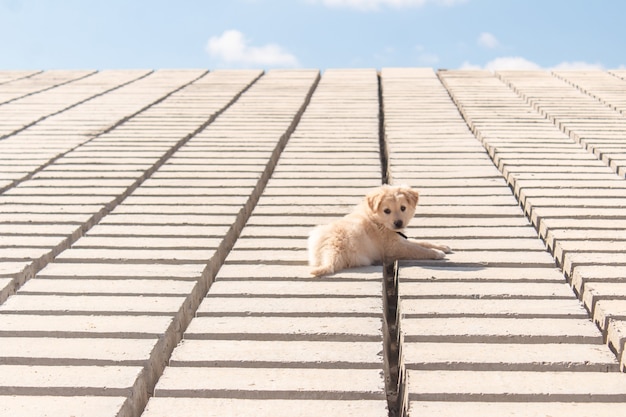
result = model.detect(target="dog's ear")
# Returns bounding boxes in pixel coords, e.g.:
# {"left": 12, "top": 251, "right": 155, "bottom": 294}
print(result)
{"left": 366, "top": 187, "right": 386, "bottom": 213}
{"left": 399, "top": 185, "right": 419, "bottom": 207}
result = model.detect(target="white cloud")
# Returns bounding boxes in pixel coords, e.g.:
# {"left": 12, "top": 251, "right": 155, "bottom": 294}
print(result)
{"left": 458, "top": 61, "right": 482, "bottom": 70}
{"left": 484, "top": 56, "right": 542, "bottom": 71}
{"left": 459, "top": 56, "right": 605, "bottom": 71}
{"left": 478, "top": 32, "right": 499, "bottom": 49}
{"left": 310, "top": 0, "right": 467, "bottom": 11}
{"left": 551, "top": 61, "right": 604, "bottom": 70}
{"left": 206, "top": 29, "right": 299, "bottom": 68}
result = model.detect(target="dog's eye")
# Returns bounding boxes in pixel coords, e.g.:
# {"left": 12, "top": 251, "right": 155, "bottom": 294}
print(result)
{"left": 400, "top": 206, "right": 406, "bottom": 212}
{"left": 383, "top": 208, "right": 391, "bottom": 214}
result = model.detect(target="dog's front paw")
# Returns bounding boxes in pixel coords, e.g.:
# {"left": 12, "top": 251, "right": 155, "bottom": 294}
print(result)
{"left": 432, "top": 249, "right": 446, "bottom": 260}
{"left": 440, "top": 245, "right": 452, "bottom": 254}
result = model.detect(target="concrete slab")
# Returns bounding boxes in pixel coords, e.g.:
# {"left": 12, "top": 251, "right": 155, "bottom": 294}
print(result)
{"left": 405, "top": 342, "right": 617, "bottom": 371}
{"left": 499, "top": 70, "right": 626, "bottom": 177}
{"left": 18, "top": 278, "right": 196, "bottom": 295}
{"left": 0, "top": 314, "right": 173, "bottom": 337}
{"left": 607, "top": 320, "right": 626, "bottom": 371}
{"left": 387, "top": 68, "right": 624, "bottom": 416}
{"left": 0, "top": 69, "right": 321, "bottom": 417}
{"left": 0, "top": 69, "right": 262, "bottom": 303}
{"left": 169, "top": 339, "right": 383, "bottom": 365}
{"left": 440, "top": 69, "right": 626, "bottom": 375}
{"left": 401, "top": 298, "right": 588, "bottom": 317}
{"left": 143, "top": 398, "right": 387, "bottom": 417}
{"left": 0, "top": 364, "right": 142, "bottom": 394}
{"left": 154, "top": 367, "right": 386, "bottom": 398}
{"left": 408, "top": 401, "right": 626, "bottom": 417}
{"left": 570, "top": 265, "right": 626, "bottom": 295}
{"left": 408, "top": 369, "right": 626, "bottom": 399}
{"left": 149, "top": 69, "right": 388, "bottom": 414}
{"left": 0, "top": 337, "right": 156, "bottom": 364}
{"left": 3, "top": 67, "right": 626, "bottom": 416}
{"left": 0, "top": 396, "right": 126, "bottom": 417}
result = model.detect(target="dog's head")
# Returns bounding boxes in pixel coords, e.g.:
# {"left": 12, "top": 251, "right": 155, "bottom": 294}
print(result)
{"left": 365, "top": 184, "right": 419, "bottom": 231}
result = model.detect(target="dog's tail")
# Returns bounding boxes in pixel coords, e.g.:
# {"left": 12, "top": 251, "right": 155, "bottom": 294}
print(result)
{"left": 310, "top": 264, "right": 334, "bottom": 277}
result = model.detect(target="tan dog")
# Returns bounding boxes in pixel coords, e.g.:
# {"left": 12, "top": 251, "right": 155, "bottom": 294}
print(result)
{"left": 308, "top": 184, "right": 450, "bottom": 276}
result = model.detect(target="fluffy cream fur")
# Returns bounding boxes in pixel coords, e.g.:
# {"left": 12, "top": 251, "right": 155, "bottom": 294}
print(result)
{"left": 308, "top": 184, "right": 450, "bottom": 277}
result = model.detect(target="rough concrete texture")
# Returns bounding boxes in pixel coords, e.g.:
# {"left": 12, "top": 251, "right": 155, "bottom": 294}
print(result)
{"left": 145, "top": 69, "right": 389, "bottom": 416}
{"left": 1, "top": 68, "right": 626, "bottom": 417}
{"left": 385, "top": 68, "right": 626, "bottom": 415}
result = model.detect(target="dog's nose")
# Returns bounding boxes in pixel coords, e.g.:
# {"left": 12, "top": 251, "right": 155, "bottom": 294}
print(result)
{"left": 394, "top": 220, "right": 403, "bottom": 229}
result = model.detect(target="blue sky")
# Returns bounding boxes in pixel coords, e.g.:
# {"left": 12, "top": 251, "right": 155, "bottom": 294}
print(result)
{"left": 1, "top": 0, "right": 624, "bottom": 70}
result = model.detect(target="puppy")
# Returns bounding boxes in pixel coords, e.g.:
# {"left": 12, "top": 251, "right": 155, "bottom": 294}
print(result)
{"left": 308, "top": 184, "right": 450, "bottom": 277}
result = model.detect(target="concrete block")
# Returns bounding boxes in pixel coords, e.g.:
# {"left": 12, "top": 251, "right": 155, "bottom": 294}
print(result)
{"left": 232, "top": 237, "right": 308, "bottom": 250}
{"left": 207, "top": 279, "right": 381, "bottom": 297}
{"left": 0, "top": 337, "right": 155, "bottom": 364}
{"left": 398, "top": 265, "right": 566, "bottom": 282}
{"left": 536, "top": 213, "right": 626, "bottom": 237}
{"left": 401, "top": 298, "right": 588, "bottom": 317}
{"left": 224, "top": 249, "right": 306, "bottom": 263}
{"left": 198, "top": 292, "right": 382, "bottom": 314}
{"left": 606, "top": 319, "right": 626, "bottom": 371}
{"left": 153, "top": 367, "right": 386, "bottom": 398}
{"left": 408, "top": 401, "right": 626, "bottom": 417}
{"left": 82, "top": 224, "right": 231, "bottom": 237}
{"left": 0, "top": 313, "right": 172, "bottom": 336}
{"left": 400, "top": 281, "right": 573, "bottom": 299}
{"left": 554, "top": 239, "right": 626, "bottom": 264}
{"left": 0, "top": 248, "right": 52, "bottom": 262}
{"left": 546, "top": 229, "right": 626, "bottom": 252}
{"left": 405, "top": 226, "right": 540, "bottom": 239}
{"left": 143, "top": 398, "right": 387, "bottom": 417}
{"left": 581, "top": 282, "right": 626, "bottom": 313}
{"left": 592, "top": 300, "right": 626, "bottom": 331}
{"left": 406, "top": 369, "right": 626, "bottom": 399}
{"left": 169, "top": 339, "right": 383, "bottom": 365}
{"left": 215, "top": 264, "right": 382, "bottom": 280}
{"left": 19, "top": 279, "right": 195, "bottom": 295}
{"left": 404, "top": 342, "right": 617, "bottom": 371}
{"left": 185, "top": 315, "right": 383, "bottom": 339}
{"left": 563, "top": 252, "right": 626, "bottom": 277}
{"left": 71, "top": 236, "right": 222, "bottom": 249}
{"left": 402, "top": 317, "right": 602, "bottom": 342}
{"left": 0, "top": 364, "right": 142, "bottom": 394}
{"left": 37, "top": 262, "right": 205, "bottom": 279}
{"left": 0, "top": 223, "right": 79, "bottom": 235}
{"left": 0, "top": 294, "right": 186, "bottom": 314}
{"left": 97, "top": 213, "right": 239, "bottom": 226}
{"left": 570, "top": 265, "right": 626, "bottom": 295}
{"left": 53, "top": 248, "right": 215, "bottom": 262}
{"left": 0, "top": 396, "right": 126, "bottom": 417}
